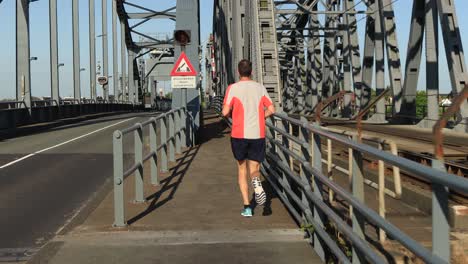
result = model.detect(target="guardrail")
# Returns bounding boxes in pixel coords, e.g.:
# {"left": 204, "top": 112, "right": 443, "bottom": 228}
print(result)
{"left": 211, "top": 95, "right": 467, "bottom": 263}
{"left": 112, "top": 107, "right": 194, "bottom": 227}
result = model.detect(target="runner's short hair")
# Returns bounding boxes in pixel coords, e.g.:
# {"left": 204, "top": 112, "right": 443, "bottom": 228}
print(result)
{"left": 238, "top": 59, "right": 252, "bottom": 77}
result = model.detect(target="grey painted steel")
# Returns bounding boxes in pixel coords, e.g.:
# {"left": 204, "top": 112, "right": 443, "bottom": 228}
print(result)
{"left": 49, "top": 0, "right": 59, "bottom": 103}
{"left": 173, "top": 0, "right": 201, "bottom": 132}
{"left": 160, "top": 115, "right": 168, "bottom": 172}
{"left": 436, "top": 0, "right": 468, "bottom": 131}
{"left": 102, "top": 0, "right": 109, "bottom": 100}
{"left": 72, "top": 0, "right": 81, "bottom": 100}
{"left": 175, "top": 110, "right": 181, "bottom": 154}
{"left": 360, "top": 2, "right": 375, "bottom": 109}
{"left": 149, "top": 118, "right": 159, "bottom": 185}
{"left": 112, "top": 0, "right": 119, "bottom": 101}
{"left": 351, "top": 137, "right": 366, "bottom": 264}
{"left": 112, "top": 108, "right": 190, "bottom": 227}
{"left": 128, "top": 49, "right": 135, "bottom": 103}
{"left": 89, "top": 0, "right": 97, "bottom": 100}
{"left": 401, "top": 0, "right": 425, "bottom": 119}
{"left": 425, "top": 0, "right": 439, "bottom": 128}
{"left": 213, "top": 98, "right": 464, "bottom": 263}
{"left": 134, "top": 123, "right": 144, "bottom": 203}
{"left": 431, "top": 159, "right": 449, "bottom": 261}
{"left": 16, "top": 0, "right": 31, "bottom": 110}
{"left": 168, "top": 113, "right": 175, "bottom": 162}
{"left": 120, "top": 20, "right": 127, "bottom": 101}
{"left": 113, "top": 131, "right": 125, "bottom": 227}
{"left": 372, "top": 0, "right": 386, "bottom": 122}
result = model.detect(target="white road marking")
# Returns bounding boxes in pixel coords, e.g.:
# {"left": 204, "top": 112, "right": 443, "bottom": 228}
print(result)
{"left": 0, "top": 117, "right": 135, "bottom": 169}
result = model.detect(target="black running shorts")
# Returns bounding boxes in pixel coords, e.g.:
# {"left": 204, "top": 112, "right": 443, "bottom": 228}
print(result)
{"left": 230, "top": 138, "right": 266, "bottom": 162}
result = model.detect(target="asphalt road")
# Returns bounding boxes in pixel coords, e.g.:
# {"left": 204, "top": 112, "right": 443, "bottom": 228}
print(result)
{"left": 0, "top": 112, "right": 157, "bottom": 259}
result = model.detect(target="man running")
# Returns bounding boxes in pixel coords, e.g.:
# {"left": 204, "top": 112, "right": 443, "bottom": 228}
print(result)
{"left": 222, "top": 59, "right": 276, "bottom": 217}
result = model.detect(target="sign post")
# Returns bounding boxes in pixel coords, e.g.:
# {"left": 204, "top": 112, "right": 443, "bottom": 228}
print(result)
{"left": 170, "top": 51, "right": 197, "bottom": 108}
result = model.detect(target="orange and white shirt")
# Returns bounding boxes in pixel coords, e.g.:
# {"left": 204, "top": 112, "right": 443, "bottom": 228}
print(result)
{"left": 223, "top": 80, "right": 273, "bottom": 139}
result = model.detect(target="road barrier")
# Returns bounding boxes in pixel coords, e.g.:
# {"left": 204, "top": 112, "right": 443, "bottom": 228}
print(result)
{"left": 112, "top": 107, "right": 194, "bottom": 227}
{"left": 211, "top": 95, "right": 468, "bottom": 263}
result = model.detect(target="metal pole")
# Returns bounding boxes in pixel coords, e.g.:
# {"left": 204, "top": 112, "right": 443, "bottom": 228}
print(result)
{"left": 112, "top": 0, "right": 118, "bottom": 101}
{"left": 72, "top": 0, "right": 81, "bottom": 100}
{"left": 160, "top": 115, "right": 168, "bottom": 172}
{"left": 120, "top": 20, "right": 127, "bottom": 102}
{"left": 150, "top": 118, "right": 159, "bottom": 185}
{"left": 351, "top": 136, "right": 366, "bottom": 264}
{"left": 128, "top": 49, "right": 135, "bottom": 103}
{"left": 169, "top": 113, "right": 175, "bottom": 162}
{"left": 431, "top": 159, "right": 450, "bottom": 261}
{"left": 134, "top": 124, "right": 145, "bottom": 203}
{"left": 113, "top": 131, "right": 125, "bottom": 227}
{"left": 102, "top": 0, "right": 109, "bottom": 100}
{"left": 89, "top": 0, "right": 96, "bottom": 100}
{"left": 50, "top": 0, "right": 59, "bottom": 103}
{"left": 175, "top": 110, "right": 181, "bottom": 154}
{"left": 16, "top": 0, "right": 31, "bottom": 111}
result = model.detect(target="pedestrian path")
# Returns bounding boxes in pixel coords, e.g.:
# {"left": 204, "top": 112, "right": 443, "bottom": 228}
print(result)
{"left": 32, "top": 111, "right": 321, "bottom": 264}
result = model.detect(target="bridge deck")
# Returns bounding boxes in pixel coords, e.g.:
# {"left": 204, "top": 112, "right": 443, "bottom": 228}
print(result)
{"left": 37, "top": 111, "right": 321, "bottom": 264}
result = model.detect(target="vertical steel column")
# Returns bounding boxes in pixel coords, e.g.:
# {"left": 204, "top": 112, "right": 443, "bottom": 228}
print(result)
{"left": 426, "top": 0, "right": 439, "bottom": 127}
{"left": 431, "top": 159, "right": 450, "bottom": 261}
{"left": 380, "top": 0, "right": 403, "bottom": 116}
{"left": 72, "top": 0, "right": 81, "bottom": 100}
{"left": 168, "top": 113, "right": 175, "bottom": 162}
{"left": 16, "top": 0, "right": 31, "bottom": 110}
{"left": 342, "top": 0, "right": 352, "bottom": 118}
{"left": 112, "top": 0, "right": 118, "bottom": 101}
{"left": 360, "top": 2, "right": 376, "bottom": 109}
{"left": 113, "top": 131, "right": 125, "bottom": 227}
{"left": 102, "top": 0, "right": 109, "bottom": 100}
{"left": 175, "top": 110, "right": 181, "bottom": 154}
{"left": 347, "top": 0, "right": 363, "bottom": 113}
{"left": 150, "top": 118, "right": 159, "bottom": 185}
{"left": 160, "top": 115, "right": 168, "bottom": 172}
{"left": 181, "top": 108, "right": 186, "bottom": 148}
{"left": 89, "top": 0, "right": 97, "bottom": 100}
{"left": 120, "top": 21, "right": 127, "bottom": 101}
{"left": 351, "top": 136, "right": 365, "bottom": 263}
{"left": 401, "top": 0, "right": 425, "bottom": 119}
{"left": 373, "top": 0, "right": 386, "bottom": 122}
{"left": 50, "top": 0, "right": 59, "bottom": 104}
{"left": 128, "top": 49, "right": 135, "bottom": 103}
{"left": 134, "top": 123, "right": 145, "bottom": 203}
{"left": 299, "top": 117, "right": 313, "bottom": 233}
{"left": 311, "top": 123, "right": 326, "bottom": 261}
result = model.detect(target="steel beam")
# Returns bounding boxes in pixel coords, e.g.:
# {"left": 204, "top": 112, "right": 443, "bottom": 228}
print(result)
{"left": 102, "top": 0, "right": 109, "bottom": 100}
{"left": 120, "top": 19, "right": 127, "bottom": 102}
{"left": 89, "top": 0, "right": 97, "bottom": 100}
{"left": 112, "top": 0, "right": 118, "bottom": 101}
{"left": 73, "top": 0, "right": 81, "bottom": 100}
{"left": 128, "top": 49, "right": 136, "bottom": 104}
{"left": 16, "top": 0, "right": 31, "bottom": 110}
{"left": 424, "top": 0, "right": 439, "bottom": 128}
{"left": 50, "top": 0, "right": 59, "bottom": 103}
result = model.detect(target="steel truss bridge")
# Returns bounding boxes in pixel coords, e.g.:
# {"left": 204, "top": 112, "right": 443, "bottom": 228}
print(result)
{"left": 212, "top": 0, "right": 468, "bottom": 132}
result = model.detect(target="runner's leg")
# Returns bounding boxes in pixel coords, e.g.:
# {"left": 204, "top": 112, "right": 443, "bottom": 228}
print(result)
{"left": 237, "top": 160, "right": 249, "bottom": 205}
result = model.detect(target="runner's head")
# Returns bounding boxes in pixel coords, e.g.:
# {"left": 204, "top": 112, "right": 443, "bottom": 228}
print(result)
{"left": 238, "top": 59, "right": 252, "bottom": 78}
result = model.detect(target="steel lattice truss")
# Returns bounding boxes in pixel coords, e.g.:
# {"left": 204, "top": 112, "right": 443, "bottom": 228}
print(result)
{"left": 213, "top": 0, "right": 468, "bottom": 132}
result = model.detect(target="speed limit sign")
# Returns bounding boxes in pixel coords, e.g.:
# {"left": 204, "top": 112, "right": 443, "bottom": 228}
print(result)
{"left": 97, "top": 76, "right": 108, "bottom": 85}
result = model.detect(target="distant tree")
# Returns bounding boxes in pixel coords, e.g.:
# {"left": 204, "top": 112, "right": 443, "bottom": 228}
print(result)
{"left": 416, "top": 90, "right": 427, "bottom": 118}
{"left": 165, "top": 92, "right": 172, "bottom": 99}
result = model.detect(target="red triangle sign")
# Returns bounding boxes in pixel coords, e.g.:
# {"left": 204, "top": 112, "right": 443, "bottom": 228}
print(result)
{"left": 170, "top": 52, "right": 197, "bottom": 76}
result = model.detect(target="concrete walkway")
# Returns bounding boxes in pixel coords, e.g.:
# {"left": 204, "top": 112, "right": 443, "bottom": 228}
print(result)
{"left": 30, "top": 111, "right": 321, "bottom": 264}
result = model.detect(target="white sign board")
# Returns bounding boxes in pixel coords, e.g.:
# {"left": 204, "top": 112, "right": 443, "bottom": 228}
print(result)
{"left": 171, "top": 76, "right": 196, "bottom": 89}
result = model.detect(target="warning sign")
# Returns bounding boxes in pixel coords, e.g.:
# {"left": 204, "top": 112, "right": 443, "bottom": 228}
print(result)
{"left": 170, "top": 52, "right": 197, "bottom": 77}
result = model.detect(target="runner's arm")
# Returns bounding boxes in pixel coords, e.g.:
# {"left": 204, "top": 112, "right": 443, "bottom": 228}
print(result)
{"left": 264, "top": 105, "right": 275, "bottom": 118}
{"left": 222, "top": 105, "right": 231, "bottom": 117}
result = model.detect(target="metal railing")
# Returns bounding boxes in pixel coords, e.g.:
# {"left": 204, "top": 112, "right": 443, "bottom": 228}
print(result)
{"left": 112, "top": 107, "right": 194, "bottom": 227}
{"left": 210, "top": 95, "right": 468, "bottom": 263}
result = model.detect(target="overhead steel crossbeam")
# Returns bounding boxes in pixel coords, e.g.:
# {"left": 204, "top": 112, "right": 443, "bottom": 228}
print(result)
{"left": 115, "top": 1, "right": 176, "bottom": 104}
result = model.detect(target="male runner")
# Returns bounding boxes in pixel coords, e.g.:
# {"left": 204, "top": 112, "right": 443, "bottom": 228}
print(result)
{"left": 222, "top": 59, "right": 275, "bottom": 217}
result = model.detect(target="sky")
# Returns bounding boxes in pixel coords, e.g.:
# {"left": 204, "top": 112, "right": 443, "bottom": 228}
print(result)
{"left": 0, "top": 0, "right": 468, "bottom": 99}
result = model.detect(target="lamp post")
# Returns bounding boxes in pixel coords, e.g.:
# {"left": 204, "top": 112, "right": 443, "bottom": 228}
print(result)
{"left": 57, "top": 63, "right": 64, "bottom": 104}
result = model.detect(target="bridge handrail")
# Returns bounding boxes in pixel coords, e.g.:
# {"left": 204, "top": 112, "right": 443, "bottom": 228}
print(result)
{"left": 210, "top": 95, "right": 463, "bottom": 263}
{"left": 112, "top": 107, "right": 194, "bottom": 227}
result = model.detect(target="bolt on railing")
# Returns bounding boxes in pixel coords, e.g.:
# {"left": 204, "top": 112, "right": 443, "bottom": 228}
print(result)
{"left": 209, "top": 95, "right": 467, "bottom": 263}
{"left": 112, "top": 107, "right": 193, "bottom": 227}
